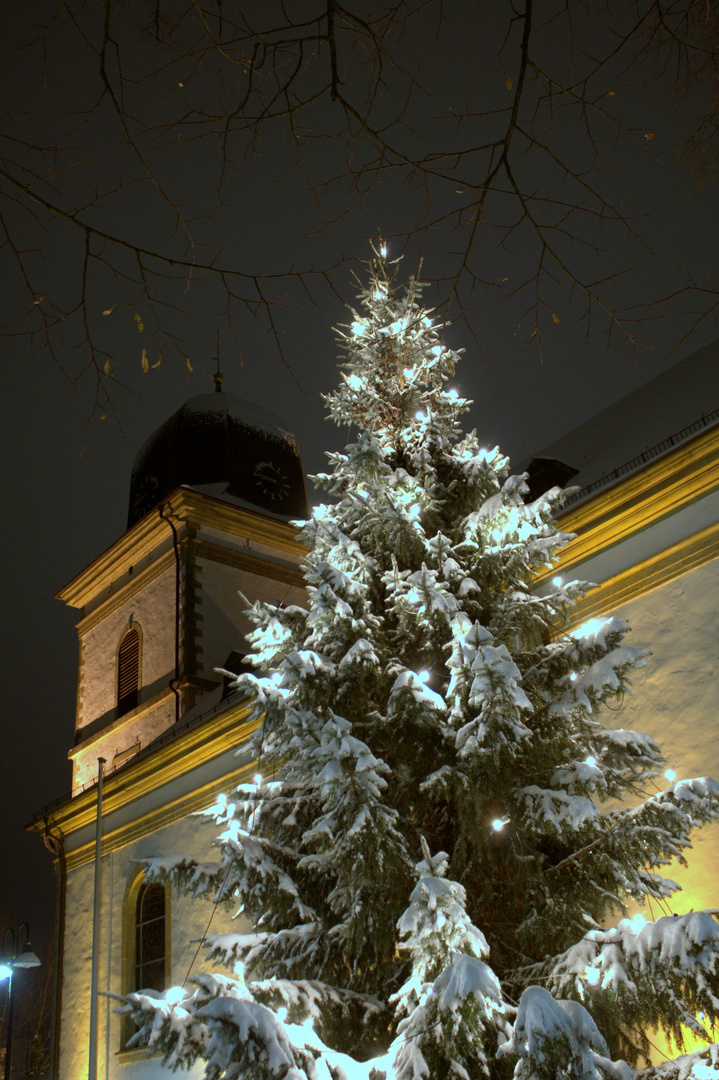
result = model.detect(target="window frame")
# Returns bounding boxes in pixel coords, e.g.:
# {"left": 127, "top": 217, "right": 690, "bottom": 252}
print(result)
{"left": 120, "top": 868, "right": 172, "bottom": 1052}
{"left": 116, "top": 623, "right": 142, "bottom": 718}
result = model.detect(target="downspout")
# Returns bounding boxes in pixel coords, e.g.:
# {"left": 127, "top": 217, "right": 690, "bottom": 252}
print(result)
{"left": 42, "top": 824, "right": 66, "bottom": 1080}
{"left": 88, "top": 756, "right": 106, "bottom": 1080}
{"left": 159, "top": 503, "right": 182, "bottom": 723}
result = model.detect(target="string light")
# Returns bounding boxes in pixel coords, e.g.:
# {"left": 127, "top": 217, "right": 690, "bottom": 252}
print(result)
{"left": 165, "top": 985, "right": 184, "bottom": 1005}
{"left": 253, "top": 773, "right": 263, "bottom": 786}
{"left": 585, "top": 966, "right": 601, "bottom": 986}
{"left": 585, "top": 755, "right": 597, "bottom": 767}
{"left": 570, "top": 672, "right": 578, "bottom": 682}
{"left": 380, "top": 245, "right": 388, "bottom": 258}
{"left": 665, "top": 769, "right": 676, "bottom": 782}
{"left": 552, "top": 576, "right": 563, "bottom": 588}
{"left": 574, "top": 617, "right": 610, "bottom": 639}
{"left": 491, "top": 817, "right": 509, "bottom": 832}
{"left": 631, "top": 913, "right": 646, "bottom": 932}
{"left": 415, "top": 410, "right": 425, "bottom": 421}
{"left": 418, "top": 670, "right": 431, "bottom": 683}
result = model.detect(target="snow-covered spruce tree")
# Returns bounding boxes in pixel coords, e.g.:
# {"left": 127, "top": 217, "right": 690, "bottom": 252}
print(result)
{"left": 122, "top": 252, "right": 719, "bottom": 1080}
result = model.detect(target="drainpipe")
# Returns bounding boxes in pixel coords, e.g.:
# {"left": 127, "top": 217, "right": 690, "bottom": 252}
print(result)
{"left": 42, "top": 824, "right": 66, "bottom": 1080}
{"left": 87, "top": 756, "right": 105, "bottom": 1080}
{"left": 159, "top": 503, "right": 182, "bottom": 723}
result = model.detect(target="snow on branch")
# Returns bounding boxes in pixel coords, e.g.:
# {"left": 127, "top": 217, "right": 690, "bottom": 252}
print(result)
{"left": 499, "top": 985, "right": 632, "bottom": 1080}
{"left": 551, "top": 912, "right": 719, "bottom": 1049}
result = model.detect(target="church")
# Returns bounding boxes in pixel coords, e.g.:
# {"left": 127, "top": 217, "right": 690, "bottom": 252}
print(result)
{"left": 30, "top": 341, "right": 719, "bottom": 1079}
{"left": 31, "top": 375, "right": 311, "bottom": 1078}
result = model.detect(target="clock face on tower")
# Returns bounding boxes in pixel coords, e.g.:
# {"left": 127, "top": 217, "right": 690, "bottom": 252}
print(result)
{"left": 253, "top": 460, "right": 291, "bottom": 502}
{"left": 132, "top": 473, "right": 161, "bottom": 518}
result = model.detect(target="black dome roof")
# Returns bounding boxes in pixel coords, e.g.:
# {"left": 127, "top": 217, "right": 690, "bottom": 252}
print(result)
{"left": 128, "top": 390, "right": 308, "bottom": 527}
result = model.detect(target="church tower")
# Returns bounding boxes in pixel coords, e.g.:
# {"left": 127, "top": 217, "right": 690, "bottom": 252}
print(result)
{"left": 33, "top": 385, "right": 309, "bottom": 1080}
{"left": 60, "top": 385, "right": 308, "bottom": 792}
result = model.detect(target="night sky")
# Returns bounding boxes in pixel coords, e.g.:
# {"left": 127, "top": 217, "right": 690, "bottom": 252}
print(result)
{"left": 2, "top": 1, "right": 719, "bottom": 957}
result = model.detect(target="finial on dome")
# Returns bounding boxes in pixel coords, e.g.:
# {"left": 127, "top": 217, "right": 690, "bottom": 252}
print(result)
{"left": 213, "top": 331, "right": 224, "bottom": 393}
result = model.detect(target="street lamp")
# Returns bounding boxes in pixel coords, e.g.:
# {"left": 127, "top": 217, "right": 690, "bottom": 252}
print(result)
{"left": 0, "top": 924, "right": 41, "bottom": 1080}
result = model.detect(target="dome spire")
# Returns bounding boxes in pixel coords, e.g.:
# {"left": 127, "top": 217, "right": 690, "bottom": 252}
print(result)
{"left": 213, "top": 331, "right": 224, "bottom": 393}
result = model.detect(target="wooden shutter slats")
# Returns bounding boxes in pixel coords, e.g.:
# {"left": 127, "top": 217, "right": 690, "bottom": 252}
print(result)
{"left": 118, "top": 627, "right": 140, "bottom": 715}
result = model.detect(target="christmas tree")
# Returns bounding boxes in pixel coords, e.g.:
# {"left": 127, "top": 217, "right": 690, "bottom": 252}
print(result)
{"left": 122, "top": 250, "right": 719, "bottom": 1080}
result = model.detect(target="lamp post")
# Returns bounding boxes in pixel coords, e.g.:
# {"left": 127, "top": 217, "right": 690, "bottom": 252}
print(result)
{"left": 0, "top": 924, "right": 41, "bottom": 1080}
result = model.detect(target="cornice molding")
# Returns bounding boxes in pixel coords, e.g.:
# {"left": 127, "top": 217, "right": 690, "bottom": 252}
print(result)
{"left": 192, "top": 537, "right": 305, "bottom": 588}
{"left": 75, "top": 548, "right": 176, "bottom": 635}
{"left": 56, "top": 488, "right": 305, "bottom": 610}
{"left": 562, "top": 519, "right": 719, "bottom": 629}
{"left": 30, "top": 695, "right": 260, "bottom": 842}
{"left": 64, "top": 758, "right": 258, "bottom": 872}
{"left": 539, "top": 424, "right": 719, "bottom": 582}
{"left": 69, "top": 686, "right": 175, "bottom": 759}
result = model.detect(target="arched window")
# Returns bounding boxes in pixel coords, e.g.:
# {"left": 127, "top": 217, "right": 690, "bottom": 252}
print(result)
{"left": 117, "top": 626, "right": 141, "bottom": 716}
{"left": 121, "top": 871, "right": 171, "bottom": 1051}
{"left": 135, "top": 881, "right": 166, "bottom": 992}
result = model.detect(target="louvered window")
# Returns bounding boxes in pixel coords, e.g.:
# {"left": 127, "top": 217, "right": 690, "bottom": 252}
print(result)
{"left": 134, "top": 882, "right": 166, "bottom": 993}
{"left": 117, "top": 627, "right": 140, "bottom": 716}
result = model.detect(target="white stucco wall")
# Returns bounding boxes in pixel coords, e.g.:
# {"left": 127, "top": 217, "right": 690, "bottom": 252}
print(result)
{"left": 61, "top": 811, "right": 250, "bottom": 1080}
{"left": 602, "top": 556, "right": 719, "bottom": 913}
{"left": 196, "top": 556, "right": 306, "bottom": 681}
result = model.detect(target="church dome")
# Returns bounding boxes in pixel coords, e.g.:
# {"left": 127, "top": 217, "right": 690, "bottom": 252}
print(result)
{"left": 128, "top": 389, "right": 308, "bottom": 527}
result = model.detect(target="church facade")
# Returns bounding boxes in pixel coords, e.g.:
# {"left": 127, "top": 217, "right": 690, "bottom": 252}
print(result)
{"left": 31, "top": 386, "right": 310, "bottom": 1078}
{"left": 31, "top": 344, "right": 719, "bottom": 1078}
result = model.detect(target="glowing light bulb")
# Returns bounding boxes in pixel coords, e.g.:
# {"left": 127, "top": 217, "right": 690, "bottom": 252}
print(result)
{"left": 253, "top": 773, "right": 263, "bottom": 786}
{"left": 585, "top": 966, "right": 601, "bottom": 986}
{"left": 380, "top": 245, "right": 387, "bottom": 258}
{"left": 631, "top": 913, "right": 646, "bottom": 932}
{"left": 665, "top": 769, "right": 676, "bottom": 782}
{"left": 270, "top": 672, "right": 283, "bottom": 687}
{"left": 165, "top": 985, "right": 184, "bottom": 1005}
{"left": 574, "top": 617, "right": 610, "bottom": 639}
{"left": 447, "top": 388, "right": 459, "bottom": 399}
{"left": 0, "top": 965, "right": 12, "bottom": 981}
{"left": 491, "top": 817, "right": 508, "bottom": 832}
{"left": 585, "top": 755, "right": 596, "bottom": 767}
{"left": 570, "top": 672, "right": 578, "bottom": 682}
{"left": 552, "top": 576, "right": 563, "bottom": 588}
{"left": 415, "top": 410, "right": 425, "bottom": 421}
{"left": 418, "top": 670, "right": 431, "bottom": 683}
